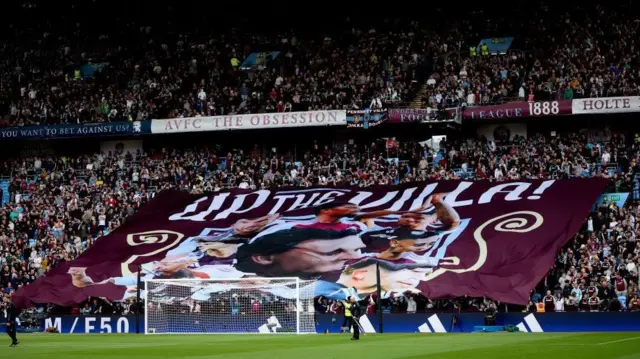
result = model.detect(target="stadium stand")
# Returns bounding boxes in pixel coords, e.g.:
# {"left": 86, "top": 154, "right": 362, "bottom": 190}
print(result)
{"left": 424, "top": 3, "right": 640, "bottom": 108}
{"left": 2, "top": 124, "right": 639, "bottom": 315}
{"left": 0, "top": 2, "right": 430, "bottom": 126}
{"left": 1, "top": 1, "right": 640, "bottom": 325}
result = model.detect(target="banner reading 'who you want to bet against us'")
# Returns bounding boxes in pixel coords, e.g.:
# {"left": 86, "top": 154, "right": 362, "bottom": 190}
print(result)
{"left": 14, "top": 179, "right": 606, "bottom": 308}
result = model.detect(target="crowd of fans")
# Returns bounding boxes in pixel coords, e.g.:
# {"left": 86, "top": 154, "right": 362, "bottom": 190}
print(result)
{"left": 422, "top": 3, "right": 640, "bottom": 108}
{"left": 0, "top": 2, "right": 433, "bottom": 128}
{"left": 1, "top": 124, "right": 640, "bottom": 319}
{"left": 3, "top": 2, "right": 640, "bottom": 128}
{"left": 2, "top": 2, "right": 640, "bottom": 329}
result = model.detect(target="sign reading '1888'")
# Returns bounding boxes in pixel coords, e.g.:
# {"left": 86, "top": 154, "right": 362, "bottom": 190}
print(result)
{"left": 461, "top": 100, "right": 573, "bottom": 120}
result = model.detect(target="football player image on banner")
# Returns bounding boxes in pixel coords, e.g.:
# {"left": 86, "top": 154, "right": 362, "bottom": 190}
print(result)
{"left": 66, "top": 214, "right": 282, "bottom": 300}
{"left": 13, "top": 179, "right": 607, "bottom": 308}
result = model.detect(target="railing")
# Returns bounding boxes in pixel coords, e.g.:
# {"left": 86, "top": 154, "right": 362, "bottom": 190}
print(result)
{"left": 465, "top": 96, "right": 522, "bottom": 107}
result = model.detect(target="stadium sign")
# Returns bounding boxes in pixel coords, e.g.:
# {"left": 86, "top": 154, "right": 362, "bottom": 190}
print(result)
{"left": 315, "top": 312, "right": 640, "bottom": 333}
{"left": 346, "top": 108, "right": 388, "bottom": 128}
{"left": 239, "top": 51, "right": 281, "bottom": 70}
{"left": 475, "top": 37, "right": 514, "bottom": 55}
{"left": 14, "top": 179, "right": 606, "bottom": 309}
{"left": 36, "top": 312, "right": 640, "bottom": 334}
{"left": 593, "top": 192, "right": 630, "bottom": 209}
{"left": 572, "top": 96, "right": 640, "bottom": 115}
{"left": 456, "top": 100, "right": 573, "bottom": 120}
{"left": 388, "top": 108, "right": 456, "bottom": 123}
{"left": 0, "top": 121, "right": 150, "bottom": 141}
{"left": 43, "top": 316, "right": 137, "bottom": 334}
{"left": 150, "top": 110, "right": 346, "bottom": 133}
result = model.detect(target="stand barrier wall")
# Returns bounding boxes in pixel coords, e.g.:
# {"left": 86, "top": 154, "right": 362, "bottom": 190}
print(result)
{"left": 317, "top": 312, "right": 640, "bottom": 333}
{"left": 32, "top": 312, "right": 640, "bottom": 334}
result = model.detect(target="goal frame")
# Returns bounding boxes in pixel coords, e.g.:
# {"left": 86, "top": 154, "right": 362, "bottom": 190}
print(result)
{"left": 143, "top": 277, "right": 315, "bottom": 335}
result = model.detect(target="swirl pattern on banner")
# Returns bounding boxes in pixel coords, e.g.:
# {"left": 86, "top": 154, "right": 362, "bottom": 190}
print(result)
{"left": 126, "top": 230, "right": 184, "bottom": 246}
{"left": 424, "top": 211, "right": 544, "bottom": 281}
{"left": 489, "top": 212, "right": 544, "bottom": 234}
{"left": 120, "top": 230, "right": 185, "bottom": 276}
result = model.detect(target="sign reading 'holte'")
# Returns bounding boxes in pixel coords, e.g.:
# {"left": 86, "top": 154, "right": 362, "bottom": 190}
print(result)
{"left": 572, "top": 96, "right": 640, "bottom": 115}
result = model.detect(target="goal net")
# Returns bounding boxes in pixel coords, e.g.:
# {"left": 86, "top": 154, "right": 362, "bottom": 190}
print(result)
{"left": 144, "top": 277, "right": 317, "bottom": 334}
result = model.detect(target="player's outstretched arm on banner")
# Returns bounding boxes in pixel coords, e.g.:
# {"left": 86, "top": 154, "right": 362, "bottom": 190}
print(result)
{"left": 431, "top": 194, "right": 460, "bottom": 230}
{"left": 68, "top": 267, "right": 111, "bottom": 288}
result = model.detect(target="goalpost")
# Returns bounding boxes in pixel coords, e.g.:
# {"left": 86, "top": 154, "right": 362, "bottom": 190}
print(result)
{"left": 144, "top": 277, "right": 317, "bottom": 334}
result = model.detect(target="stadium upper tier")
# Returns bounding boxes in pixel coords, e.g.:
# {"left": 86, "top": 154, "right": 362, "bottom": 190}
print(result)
{"left": 1, "top": 2, "right": 639, "bottom": 127}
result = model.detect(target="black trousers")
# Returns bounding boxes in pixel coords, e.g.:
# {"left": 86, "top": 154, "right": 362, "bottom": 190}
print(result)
{"left": 351, "top": 318, "right": 360, "bottom": 339}
{"left": 6, "top": 325, "right": 17, "bottom": 344}
{"left": 342, "top": 316, "right": 352, "bottom": 331}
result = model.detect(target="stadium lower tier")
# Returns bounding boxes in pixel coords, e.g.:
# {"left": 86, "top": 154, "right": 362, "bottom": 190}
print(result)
{"left": 24, "top": 312, "right": 640, "bottom": 334}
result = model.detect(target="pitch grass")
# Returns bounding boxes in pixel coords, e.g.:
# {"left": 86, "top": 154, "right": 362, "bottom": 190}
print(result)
{"left": 2, "top": 332, "right": 640, "bottom": 359}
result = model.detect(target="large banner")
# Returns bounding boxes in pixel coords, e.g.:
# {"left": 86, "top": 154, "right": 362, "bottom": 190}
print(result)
{"left": 0, "top": 121, "right": 150, "bottom": 140}
{"left": 381, "top": 97, "right": 640, "bottom": 125}
{"left": 453, "top": 100, "right": 573, "bottom": 120}
{"left": 14, "top": 179, "right": 606, "bottom": 308}
{"left": 151, "top": 110, "right": 346, "bottom": 133}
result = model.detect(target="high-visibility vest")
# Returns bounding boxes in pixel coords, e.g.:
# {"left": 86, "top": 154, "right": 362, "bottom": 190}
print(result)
{"left": 536, "top": 302, "right": 545, "bottom": 312}
{"left": 230, "top": 57, "right": 239, "bottom": 67}
{"left": 481, "top": 44, "right": 489, "bottom": 56}
{"left": 343, "top": 301, "right": 352, "bottom": 317}
{"left": 74, "top": 70, "right": 81, "bottom": 79}
{"left": 469, "top": 47, "right": 477, "bottom": 56}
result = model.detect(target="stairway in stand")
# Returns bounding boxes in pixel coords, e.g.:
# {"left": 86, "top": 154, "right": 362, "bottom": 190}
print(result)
{"left": 409, "top": 83, "right": 429, "bottom": 108}
{"left": 0, "top": 175, "right": 10, "bottom": 206}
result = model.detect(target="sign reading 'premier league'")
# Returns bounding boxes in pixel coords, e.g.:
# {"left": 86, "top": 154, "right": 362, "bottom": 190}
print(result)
{"left": 14, "top": 179, "right": 606, "bottom": 308}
